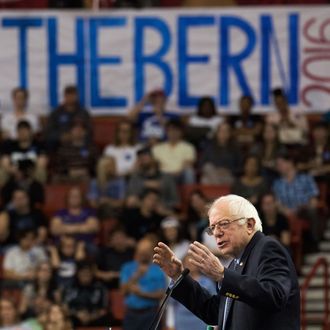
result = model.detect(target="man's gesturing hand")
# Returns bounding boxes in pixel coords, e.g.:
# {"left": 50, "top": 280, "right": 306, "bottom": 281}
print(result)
{"left": 153, "top": 242, "right": 184, "bottom": 280}
{"left": 188, "top": 241, "right": 224, "bottom": 282}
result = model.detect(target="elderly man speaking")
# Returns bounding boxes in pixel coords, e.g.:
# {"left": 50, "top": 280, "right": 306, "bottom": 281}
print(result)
{"left": 153, "top": 194, "right": 300, "bottom": 330}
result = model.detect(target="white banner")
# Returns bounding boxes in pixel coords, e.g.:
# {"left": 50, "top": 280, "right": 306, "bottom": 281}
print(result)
{"left": 0, "top": 7, "right": 329, "bottom": 115}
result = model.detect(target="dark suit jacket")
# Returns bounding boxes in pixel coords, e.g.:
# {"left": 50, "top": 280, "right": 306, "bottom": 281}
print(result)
{"left": 171, "top": 231, "right": 300, "bottom": 330}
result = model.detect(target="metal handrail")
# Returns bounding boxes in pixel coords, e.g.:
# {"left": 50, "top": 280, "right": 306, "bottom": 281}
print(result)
{"left": 301, "top": 257, "right": 329, "bottom": 330}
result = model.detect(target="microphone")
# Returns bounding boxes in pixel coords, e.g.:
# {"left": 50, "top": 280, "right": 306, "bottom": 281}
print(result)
{"left": 166, "top": 268, "right": 190, "bottom": 293}
{"left": 148, "top": 268, "right": 190, "bottom": 330}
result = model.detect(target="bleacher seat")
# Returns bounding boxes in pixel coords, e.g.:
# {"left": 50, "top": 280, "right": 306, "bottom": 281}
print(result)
{"left": 92, "top": 117, "right": 121, "bottom": 151}
{"left": 109, "top": 289, "right": 126, "bottom": 321}
{"left": 43, "top": 183, "right": 87, "bottom": 218}
{"left": 180, "top": 184, "right": 231, "bottom": 213}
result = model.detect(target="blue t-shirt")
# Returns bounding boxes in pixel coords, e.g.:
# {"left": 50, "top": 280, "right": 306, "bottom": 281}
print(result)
{"left": 88, "top": 178, "right": 126, "bottom": 201}
{"left": 120, "top": 260, "right": 166, "bottom": 309}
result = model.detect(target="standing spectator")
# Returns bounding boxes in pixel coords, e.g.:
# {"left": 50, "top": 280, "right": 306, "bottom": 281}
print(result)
{"left": 152, "top": 119, "right": 196, "bottom": 184}
{"left": 172, "top": 256, "right": 216, "bottom": 330}
{"left": 227, "top": 95, "right": 263, "bottom": 148}
{"left": 1, "top": 121, "right": 48, "bottom": 183}
{"left": 266, "top": 88, "right": 308, "bottom": 145}
{"left": 95, "top": 227, "right": 135, "bottom": 289}
{"left": 121, "top": 189, "right": 166, "bottom": 241}
{"left": 61, "top": 261, "right": 110, "bottom": 327}
{"left": 50, "top": 186, "right": 99, "bottom": 250}
{"left": 199, "top": 122, "right": 241, "bottom": 185}
{"left": 120, "top": 238, "right": 167, "bottom": 330}
{"left": 1, "top": 87, "right": 39, "bottom": 140}
{"left": 3, "top": 229, "right": 48, "bottom": 284}
{"left": 48, "top": 235, "right": 86, "bottom": 289}
{"left": 88, "top": 156, "right": 126, "bottom": 218}
{"left": 273, "top": 152, "right": 320, "bottom": 249}
{"left": 259, "top": 193, "right": 291, "bottom": 249}
{"left": 46, "top": 85, "right": 92, "bottom": 149}
{"left": 126, "top": 147, "right": 178, "bottom": 210}
{"left": 103, "top": 120, "right": 140, "bottom": 177}
{"left": 185, "top": 96, "right": 223, "bottom": 148}
{"left": 232, "top": 155, "right": 268, "bottom": 205}
{"left": 0, "top": 188, "right": 47, "bottom": 248}
{"left": 19, "top": 261, "right": 59, "bottom": 319}
{"left": 41, "top": 304, "right": 73, "bottom": 330}
{"left": 128, "top": 89, "right": 178, "bottom": 145}
{"left": 54, "top": 122, "right": 97, "bottom": 182}
{"left": 1, "top": 160, "right": 45, "bottom": 208}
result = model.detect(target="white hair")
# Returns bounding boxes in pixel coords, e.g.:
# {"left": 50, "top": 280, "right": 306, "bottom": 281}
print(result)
{"left": 208, "top": 194, "right": 263, "bottom": 232}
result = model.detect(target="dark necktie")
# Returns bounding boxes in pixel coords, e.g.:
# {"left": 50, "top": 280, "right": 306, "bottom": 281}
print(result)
{"left": 222, "top": 259, "right": 239, "bottom": 330}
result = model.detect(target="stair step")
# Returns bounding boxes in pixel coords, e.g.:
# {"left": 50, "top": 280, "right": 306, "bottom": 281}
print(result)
{"left": 305, "top": 301, "right": 326, "bottom": 311}
{"left": 306, "top": 326, "right": 323, "bottom": 330}
{"left": 319, "top": 241, "right": 330, "bottom": 251}
{"left": 304, "top": 253, "right": 330, "bottom": 265}
{"left": 302, "top": 289, "right": 330, "bottom": 300}
{"left": 301, "top": 264, "right": 330, "bottom": 276}
{"left": 299, "top": 276, "right": 329, "bottom": 287}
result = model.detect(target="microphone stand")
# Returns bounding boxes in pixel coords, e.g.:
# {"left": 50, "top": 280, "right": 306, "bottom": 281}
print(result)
{"left": 148, "top": 268, "right": 190, "bottom": 330}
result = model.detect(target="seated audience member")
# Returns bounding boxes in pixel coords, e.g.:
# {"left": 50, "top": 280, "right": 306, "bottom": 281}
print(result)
{"left": 273, "top": 152, "right": 320, "bottom": 248}
{"left": 232, "top": 155, "right": 268, "bottom": 205}
{"left": 128, "top": 89, "right": 178, "bottom": 145}
{"left": 227, "top": 95, "right": 263, "bottom": 148}
{"left": 121, "top": 189, "right": 166, "bottom": 241}
{"left": 3, "top": 229, "right": 48, "bottom": 284}
{"left": 46, "top": 85, "right": 92, "bottom": 149}
{"left": 61, "top": 261, "right": 110, "bottom": 327}
{"left": 120, "top": 238, "right": 167, "bottom": 330}
{"left": 88, "top": 156, "right": 126, "bottom": 218}
{"left": 0, "top": 298, "right": 42, "bottom": 330}
{"left": 40, "top": 304, "right": 73, "bottom": 330}
{"left": 19, "top": 261, "right": 59, "bottom": 318}
{"left": 160, "top": 217, "right": 189, "bottom": 261}
{"left": 102, "top": 120, "right": 140, "bottom": 177}
{"left": 50, "top": 186, "right": 99, "bottom": 250}
{"left": 259, "top": 193, "right": 291, "bottom": 249}
{"left": 1, "top": 121, "right": 48, "bottom": 183}
{"left": 266, "top": 88, "right": 308, "bottom": 145}
{"left": 172, "top": 256, "right": 216, "bottom": 330}
{"left": 0, "top": 188, "right": 47, "bottom": 248}
{"left": 186, "top": 96, "right": 223, "bottom": 147}
{"left": 1, "top": 160, "right": 45, "bottom": 208}
{"left": 126, "top": 147, "right": 179, "bottom": 210}
{"left": 299, "top": 121, "right": 330, "bottom": 181}
{"left": 250, "top": 123, "right": 284, "bottom": 183}
{"left": 96, "top": 227, "right": 135, "bottom": 289}
{"left": 48, "top": 235, "right": 86, "bottom": 289}
{"left": 1, "top": 87, "right": 39, "bottom": 140}
{"left": 54, "top": 122, "right": 97, "bottom": 182}
{"left": 152, "top": 119, "right": 196, "bottom": 184}
{"left": 199, "top": 122, "right": 241, "bottom": 185}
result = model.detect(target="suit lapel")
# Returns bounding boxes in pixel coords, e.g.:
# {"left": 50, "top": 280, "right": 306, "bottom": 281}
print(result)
{"left": 235, "top": 231, "right": 264, "bottom": 275}
{"left": 221, "top": 231, "right": 265, "bottom": 329}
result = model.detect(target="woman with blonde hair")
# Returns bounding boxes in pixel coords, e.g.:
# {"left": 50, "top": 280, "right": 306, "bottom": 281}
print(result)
{"left": 42, "top": 304, "right": 72, "bottom": 330}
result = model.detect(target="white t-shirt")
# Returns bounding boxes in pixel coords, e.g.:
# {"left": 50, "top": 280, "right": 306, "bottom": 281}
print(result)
{"left": 103, "top": 144, "right": 140, "bottom": 176}
{"left": 188, "top": 115, "right": 223, "bottom": 132}
{"left": 3, "top": 246, "right": 47, "bottom": 274}
{"left": 1, "top": 112, "right": 40, "bottom": 139}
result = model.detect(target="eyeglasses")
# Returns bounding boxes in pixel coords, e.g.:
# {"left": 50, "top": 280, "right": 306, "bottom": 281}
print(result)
{"left": 205, "top": 217, "right": 246, "bottom": 236}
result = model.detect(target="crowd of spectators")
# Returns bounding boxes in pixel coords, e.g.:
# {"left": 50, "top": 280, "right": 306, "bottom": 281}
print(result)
{"left": 0, "top": 83, "right": 329, "bottom": 330}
